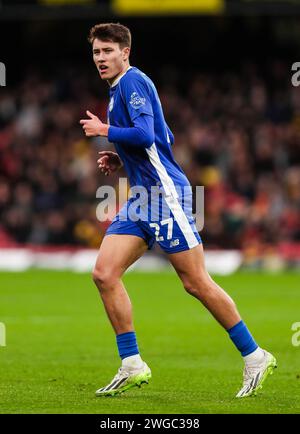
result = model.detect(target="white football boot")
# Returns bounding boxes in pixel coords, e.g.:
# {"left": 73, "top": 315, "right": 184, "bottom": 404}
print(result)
{"left": 95, "top": 362, "right": 151, "bottom": 397}
{"left": 236, "top": 350, "right": 277, "bottom": 398}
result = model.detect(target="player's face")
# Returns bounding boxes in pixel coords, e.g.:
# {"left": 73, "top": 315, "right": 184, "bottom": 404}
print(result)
{"left": 92, "top": 39, "right": 130, "bottom": 83}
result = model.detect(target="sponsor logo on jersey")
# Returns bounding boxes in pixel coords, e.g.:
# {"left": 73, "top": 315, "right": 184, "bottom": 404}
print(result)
{"left": 129, "top": 92, "right": 146, "bottom": 109}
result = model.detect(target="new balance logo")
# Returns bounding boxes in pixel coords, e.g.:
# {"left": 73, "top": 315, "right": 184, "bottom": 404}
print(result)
{"left": 170, "top": 239, "right": 179, "bottom": 248}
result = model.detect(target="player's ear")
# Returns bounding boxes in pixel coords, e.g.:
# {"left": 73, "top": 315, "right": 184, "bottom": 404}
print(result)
{"left": 123, "top": 47, "right": 130, "bottom": 61}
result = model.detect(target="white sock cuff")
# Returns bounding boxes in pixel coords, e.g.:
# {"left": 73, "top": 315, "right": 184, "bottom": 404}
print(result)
{"left": 243, "top": 347, "right": 264, "bottom": 364}
{"left": 122, "top": 354, "right": 143, "bottom": 368}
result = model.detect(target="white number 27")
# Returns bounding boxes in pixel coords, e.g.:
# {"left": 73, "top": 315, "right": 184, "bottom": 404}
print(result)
{"left": 149, "top": 218, "right": 173, "bottom": 241}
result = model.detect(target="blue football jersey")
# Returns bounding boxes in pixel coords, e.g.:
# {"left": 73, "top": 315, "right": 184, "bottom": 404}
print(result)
{"left": 108, "top": 67, "right": 191, "bottom": 198}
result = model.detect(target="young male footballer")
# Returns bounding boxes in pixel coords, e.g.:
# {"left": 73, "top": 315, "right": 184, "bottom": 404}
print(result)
{"left": 80, "top": 23, "right": 277, "bottom": 398}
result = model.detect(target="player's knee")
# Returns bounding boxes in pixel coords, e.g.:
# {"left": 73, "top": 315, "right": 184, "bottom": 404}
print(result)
{"left": 92, "top": 267, "right": 104, "bottom": 288}
{"left": 183, "top": 277, "right": 202, "bottom": 297}
{"left": 182, "top": 274, "right": 213, "bottom": 298}
{"left": 92, "top": 265, "right": 119, "bottom": 291}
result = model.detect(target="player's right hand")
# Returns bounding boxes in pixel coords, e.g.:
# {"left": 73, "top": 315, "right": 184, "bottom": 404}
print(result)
{"left": 97, "top": 151, "right": 123, "bottom": 176}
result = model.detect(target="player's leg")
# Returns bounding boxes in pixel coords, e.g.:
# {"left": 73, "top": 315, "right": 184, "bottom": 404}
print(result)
{"left": 168, "top": 244, "right": 240, "bottom": 329}
{"left": 93, "top": 233, "right": 151, "bottom": 396}
{"left": 145, "top": 190, "right": 277, "bottom": 398}
{"left": 92, "top": 234, "right": 147, "bottom": 335}
{"left": 167, "top": 244, "right": 277, "bottom": 397}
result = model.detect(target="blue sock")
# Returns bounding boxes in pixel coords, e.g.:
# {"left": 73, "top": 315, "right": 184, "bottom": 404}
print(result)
{"left": 227, "top": 320, "right": 258, "bottom": 356}
{"left": 116, "top": 331, "right": 139, "bottom": 360}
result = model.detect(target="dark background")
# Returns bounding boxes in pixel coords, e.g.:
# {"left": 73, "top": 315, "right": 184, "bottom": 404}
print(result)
{"left": 1, "top": 16, "right": 300, "bottom": 84}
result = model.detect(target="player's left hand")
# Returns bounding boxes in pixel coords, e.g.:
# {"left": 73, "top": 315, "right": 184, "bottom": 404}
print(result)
{"left": 79, "top": 110, "right": 109, "bottom": 137}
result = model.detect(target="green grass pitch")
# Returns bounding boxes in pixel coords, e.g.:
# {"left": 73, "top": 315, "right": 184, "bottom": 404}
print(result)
{"left": 1, "top": 270, "right": 299, "bottom": 414}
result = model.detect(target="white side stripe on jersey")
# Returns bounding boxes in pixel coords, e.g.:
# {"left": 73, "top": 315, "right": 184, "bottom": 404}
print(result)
{"left": 164, "top": 195, "right": 199, "bottom": 249}
{"left": 146, "top": 144, "right": 199, "bottom": 249}
{"left": 146, "top": 143, "right": 178, "bottom": 198}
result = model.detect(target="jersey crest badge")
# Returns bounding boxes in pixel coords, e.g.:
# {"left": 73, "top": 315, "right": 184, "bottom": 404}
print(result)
{"left": 129, "top": 92, "right": 146, "bottom": 109}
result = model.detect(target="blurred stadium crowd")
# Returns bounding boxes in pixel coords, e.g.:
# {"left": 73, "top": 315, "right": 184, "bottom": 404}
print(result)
{"left": 0, "top": 61, "right": 299, "bottom": 254}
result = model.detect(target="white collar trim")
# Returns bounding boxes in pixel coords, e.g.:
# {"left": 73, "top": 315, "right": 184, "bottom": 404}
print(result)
{"left": 110, "top": 66, "right": 132, "bottom": 88}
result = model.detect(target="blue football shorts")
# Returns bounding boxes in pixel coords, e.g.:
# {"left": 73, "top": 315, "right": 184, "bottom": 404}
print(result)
{"left": 105, "top": 193, "right": 202, "bottom": 254}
